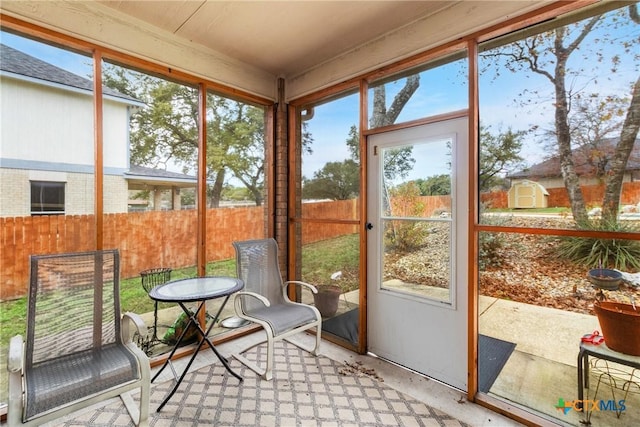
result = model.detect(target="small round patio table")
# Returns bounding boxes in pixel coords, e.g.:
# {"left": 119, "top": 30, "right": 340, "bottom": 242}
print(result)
{"left": 149, "top": 276, "right": 244, "bottom": 412}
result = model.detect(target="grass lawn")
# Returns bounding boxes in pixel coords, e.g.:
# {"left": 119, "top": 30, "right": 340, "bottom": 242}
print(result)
{"left": 0, "top": 234, "right": 359, "bottom": 404}
{"left": 0, "top": 235, "right": 359, "bottom": 347}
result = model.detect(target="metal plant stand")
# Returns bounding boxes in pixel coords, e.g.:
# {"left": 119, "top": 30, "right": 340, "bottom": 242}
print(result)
{"left": 140, "top": 267, "right": 173, "bottom": 343}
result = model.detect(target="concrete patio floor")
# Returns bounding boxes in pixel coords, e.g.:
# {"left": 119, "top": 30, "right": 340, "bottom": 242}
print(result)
{"left": 31, "top": 331, "right": 520, "bottom": 427}
{"left": 137, "top": 294, "right": 640, "bottom": 426}
{"left": 7, "top": 295, "right": 638, "bottom": 426}
{"left": 480, "top": 296, "right": 640, "bottom": 426}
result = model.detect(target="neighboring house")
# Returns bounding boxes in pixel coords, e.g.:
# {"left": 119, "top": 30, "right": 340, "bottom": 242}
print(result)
{"left": 0, "top": 44, "right": 195, "bottom": 216}
{"left": 508, "top": 138, "right": 640, "bottom": 189}
{"left": 125, "top": 165, "right": 197, "bottom": 211}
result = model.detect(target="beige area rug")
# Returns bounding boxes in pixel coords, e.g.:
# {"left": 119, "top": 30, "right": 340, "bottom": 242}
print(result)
{"left": 55, "top": 341, "right": 469, "bottom": 426}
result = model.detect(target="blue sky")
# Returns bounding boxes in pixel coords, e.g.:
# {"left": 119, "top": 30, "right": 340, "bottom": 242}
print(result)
{"left": 303, "top": 7, "right": 639, "bottom": 181}
{"left": 1, "top": 31, "right": 93, "bottom": 78}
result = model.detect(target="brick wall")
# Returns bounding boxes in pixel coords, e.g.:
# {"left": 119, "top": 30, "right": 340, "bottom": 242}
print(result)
{"left": 0, "top": 169, "right": 129, "bottom": 217}
{"left": 0, "top": 169, "right": 30, "bottom": 217}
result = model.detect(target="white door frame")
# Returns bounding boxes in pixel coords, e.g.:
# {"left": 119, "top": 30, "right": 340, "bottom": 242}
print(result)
{"left": 366, "top": 116, "right": 468, "bottom": 390}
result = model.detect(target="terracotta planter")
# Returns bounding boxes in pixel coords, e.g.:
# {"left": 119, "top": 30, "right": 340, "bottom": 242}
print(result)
{"left": 313, "top": 285, "right": 342, "bottom": 318}
{"left": 594, "top": 301, "right": 640, "bottom": 356}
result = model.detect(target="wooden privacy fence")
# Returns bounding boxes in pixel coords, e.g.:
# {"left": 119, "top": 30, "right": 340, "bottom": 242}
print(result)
{"left": 0, "top": 208, "right": 262, "bottom": 300}
{"left": 546, "top": 181, "right": 640, "bottom": 209}
{"left": 3, "top": 183, "right": 639, "bottom": 300}
{"left": 1, "top": 202, "right": 359, "bottom": 301}
{"left": 481, "top": 181, "right": 640, "bottom": 210}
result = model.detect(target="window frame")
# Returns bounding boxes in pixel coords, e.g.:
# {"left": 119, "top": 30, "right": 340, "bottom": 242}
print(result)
{"left": 30, "top": 180, "right": 65, "bottom": 215}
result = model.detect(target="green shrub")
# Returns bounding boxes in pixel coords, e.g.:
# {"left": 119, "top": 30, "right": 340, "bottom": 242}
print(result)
{"left": 555, "top": 219, "right": 640, "bottom": 271}
{"left": 478, "top": 205, "right": 513, "bottom": 270}
{"left": 479, "top": 232, "right": 506, "bottom": 270}
{"left": 384, "top": 182, "right": 429, "bottom": 252}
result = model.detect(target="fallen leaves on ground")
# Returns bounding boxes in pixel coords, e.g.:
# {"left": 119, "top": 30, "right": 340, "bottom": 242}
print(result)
{"left": 339, "top": 360, "right": 384, "bottom": 381}
{"left": 387, "top": 217, "right": 639, "bottom": 316}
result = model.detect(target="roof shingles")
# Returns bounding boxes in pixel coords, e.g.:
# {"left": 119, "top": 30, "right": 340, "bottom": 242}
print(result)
{"left": 0, "top": 43, "right": 140, "bottom": 103}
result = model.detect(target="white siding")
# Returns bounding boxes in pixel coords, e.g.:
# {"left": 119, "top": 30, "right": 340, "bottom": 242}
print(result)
{"left": 0, "top": 76, "right": 132, "bottom": 216}
{"left": 1, "top": 75, "right": 127, "bottom": 169}
{"left": 1, "top": 76, "right": 93, "bottom": 164}
{"left": 103, "top": 99, "right": 130, "bottom": 170}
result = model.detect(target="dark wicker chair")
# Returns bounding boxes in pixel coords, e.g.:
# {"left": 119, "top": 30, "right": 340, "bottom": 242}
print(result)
{"left": 232, "top": 238, "right": 322, "bottom": 380}
{"left": 7, "top": 250, "right": 150, "bottom": 426}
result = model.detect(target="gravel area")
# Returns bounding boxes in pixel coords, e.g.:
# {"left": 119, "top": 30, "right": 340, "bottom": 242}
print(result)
{"left": 384, "top": 216, "right": 639, "bottom": 315}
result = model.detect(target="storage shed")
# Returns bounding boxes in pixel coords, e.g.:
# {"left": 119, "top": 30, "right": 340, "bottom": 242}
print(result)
{"left": 507, "top": 180, "right": 549, "bottom": 209}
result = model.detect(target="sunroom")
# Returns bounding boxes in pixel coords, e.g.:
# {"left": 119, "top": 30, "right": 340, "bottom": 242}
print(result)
{"left": 1, "top": 1, "right": 639, "bottom": 426}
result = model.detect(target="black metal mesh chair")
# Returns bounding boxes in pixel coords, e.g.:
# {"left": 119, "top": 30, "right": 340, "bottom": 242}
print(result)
{"left": 232, "top": 238, "right": 322, "bottom": 380}
{"left": 7, "top": 250, "right": 150, "bottom": 426}
{"left": 140, "top": 268, "right": 172, "bottom": 342}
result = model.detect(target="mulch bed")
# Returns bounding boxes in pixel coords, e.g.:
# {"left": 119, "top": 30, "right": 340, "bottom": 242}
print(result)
{"left": 385, "top": 216, "right": 639, "bottom": 316}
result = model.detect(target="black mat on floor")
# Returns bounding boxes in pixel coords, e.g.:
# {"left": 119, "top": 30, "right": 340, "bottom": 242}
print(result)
{"left": 322, "top": 310, "right": 514, "bottom": 393}
{"left": 479, "top": 334, "right": 516, "bottom": 393}
{"left": 322, "top": 308, "right": 359, "bottom": 345}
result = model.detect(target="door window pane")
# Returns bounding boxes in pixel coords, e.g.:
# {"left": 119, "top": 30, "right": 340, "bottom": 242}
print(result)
{"left": 380, "top": 137, "right": 453, "bottom": 304}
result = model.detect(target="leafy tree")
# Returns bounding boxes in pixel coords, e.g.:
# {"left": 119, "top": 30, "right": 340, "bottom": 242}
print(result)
{"left": 413, "top": 126, "right": 524, "bottom": 197}
{"left": 304, "top": 116, "right": 417, "bottom": 201}
{"left": 180, "top": 188, "right": 196, "bottom": 207}
{"left": 384, "top": 181, "right": 429, "bottom": 251}
{"left": 564, "top": 94, "right": 636, "bottom": 183}
{"left": 482, "top": 4, "right": 640, "bottom": 224}
{"left": 222, "top": 185, "right": 251, "bottom": 202}
{"left": 302, "top": 126, "right": 359, "bottom": 200}
{"left": 302, "top": 160, "right": 359, "bottom": 200}
{"left": 102, "top": 64, "right": 267, "bottom": 207}
{"left": 346, "top": 122, "right": 415, "bottom": 181}
{"left": 104, "top": 70, "right": 199, "bottom": 170}
{"left": 479, "top": 125, "right": 526, "bottom": 192}
{"left": 206, "top": 96, "right": 265, "bottom": 207}
{"left": 415, "top": 175, "right": 451, "bottom": 196}
{"left": 346, "top": 125, "right": 359, "bottom": 160}
{"left": 370, "top": 76, "right": 420, "bottom": 181}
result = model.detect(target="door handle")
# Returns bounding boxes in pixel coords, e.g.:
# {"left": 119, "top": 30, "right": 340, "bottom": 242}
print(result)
{"left": 366, "top": 222, "right": 373, "bottom": 230}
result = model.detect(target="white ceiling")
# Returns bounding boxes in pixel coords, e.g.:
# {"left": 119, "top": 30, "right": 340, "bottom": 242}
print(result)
{"left": 98, "top": 1, "right": 454, "bottom": 77}
{"left": 2, "top": 1, "right": 551, "bottom": 99}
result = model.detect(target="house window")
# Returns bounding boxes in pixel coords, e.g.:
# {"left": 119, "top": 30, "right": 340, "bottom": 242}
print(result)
{"left": 31, "top": 181, "right": 65, "bottom": 215}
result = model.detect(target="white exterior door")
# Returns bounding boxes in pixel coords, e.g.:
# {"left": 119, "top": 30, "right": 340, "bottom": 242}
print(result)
{"left": 367, "top": 117, "right": 468, "bottom": 390}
